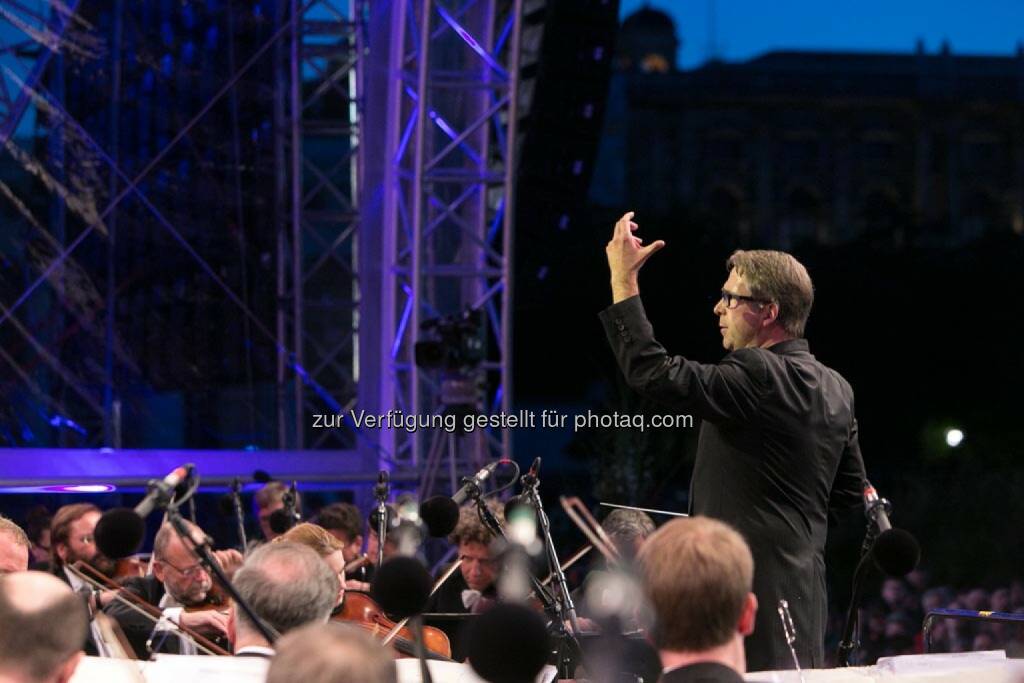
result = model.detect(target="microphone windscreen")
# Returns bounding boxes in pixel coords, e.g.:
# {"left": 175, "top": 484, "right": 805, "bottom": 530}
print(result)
{"left": 873, "top": 528, "right": 920, "bottom": 576}
{"left": 94, "top": 508, "right": 146, "bottom": 559}
{"left": 503, "top": 494, "right": 535, "bottom": 520}
{"left": 370, "top": 556, "right": 432, "bottom": 619}
{"left": 253, "top": 469, "right": 273, "bottom": 484}
{"left": 268, "top": 509, "right": 295, "bottom": 535}
{"left": 420, "top": 496, "right": 459, "bottom": 537}
{"left": 468, "top": 604, "right": 551, "bottom": 683}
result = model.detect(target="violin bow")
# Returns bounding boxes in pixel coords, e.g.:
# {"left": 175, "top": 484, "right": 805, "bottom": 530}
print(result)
{"left": 559, "top": 496, "right": 620, "bottom": 564}
{"left": 599, "top": 502, "right": 688, "bottom": 517}
{"left": 69, "top": 562, "right": 230, "bottom": 656}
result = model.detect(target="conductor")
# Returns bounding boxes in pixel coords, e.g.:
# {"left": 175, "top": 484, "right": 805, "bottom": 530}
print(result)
{"left": 600, "top": 212, "right": 866, "bottom": 670}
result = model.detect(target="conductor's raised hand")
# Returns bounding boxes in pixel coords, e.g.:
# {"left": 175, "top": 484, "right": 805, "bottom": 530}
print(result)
{"left": 605, "top": 211, "right": 665, "bottom": 303}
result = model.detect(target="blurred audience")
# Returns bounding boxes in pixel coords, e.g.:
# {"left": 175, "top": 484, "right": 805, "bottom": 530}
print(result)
{"left": 826, "top": 569, "right": 1024, "bottom": 665}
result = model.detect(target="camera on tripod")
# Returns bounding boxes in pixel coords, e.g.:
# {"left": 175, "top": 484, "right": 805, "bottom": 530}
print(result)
{"left": 414, "top": 309, "right": 486, "bottom": 371}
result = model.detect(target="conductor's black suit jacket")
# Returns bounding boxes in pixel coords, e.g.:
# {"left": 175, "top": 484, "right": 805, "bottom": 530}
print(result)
{"left": 601, "top": 296, "right": 866, "bottom": 672}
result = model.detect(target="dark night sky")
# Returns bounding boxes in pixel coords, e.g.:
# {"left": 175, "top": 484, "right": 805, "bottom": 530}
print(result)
{"left": 622, "top": 0, "right": 1024, "bottom": 68}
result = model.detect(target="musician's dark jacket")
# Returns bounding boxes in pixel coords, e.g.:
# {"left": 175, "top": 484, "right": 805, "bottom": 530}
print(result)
{"left": 424, "top": 569, "right": 496, "bottom": 661}
{"left": 601, "top": 295, "right": 866, "bottom": 672}
{"left": 51, "top": 564, "right": 99, "bottom": 656}
{"left": 103, "top": 575, "right": 181, "bottom": 658}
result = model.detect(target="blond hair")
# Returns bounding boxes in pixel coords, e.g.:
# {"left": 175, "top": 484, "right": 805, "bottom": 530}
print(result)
{"left": 275, "top": 523, "right": 344, "bottom": 558}
{"left": 267, "top": 622, "right": 396, "bottom": 683}
{"left": 0, "top": 516, "right": 29, "bottom": 550}
{"left": 637, "top": 516, "right": 753, "bottom": 651}
{"left": 727, "top": 250, "right": 814, "bottom": 337}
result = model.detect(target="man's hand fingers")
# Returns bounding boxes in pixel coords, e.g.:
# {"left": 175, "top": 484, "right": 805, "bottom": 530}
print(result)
{"left": 613, "top": 211, "right": 635, "bottom": 239}
{"left": 638, "top": 240, "right": 666, "bottom": 263}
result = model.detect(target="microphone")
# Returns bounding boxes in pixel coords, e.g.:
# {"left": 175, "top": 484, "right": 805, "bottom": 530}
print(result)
{"left": 521, "top": 457, "right": 541, "bottom": 488}
{"left": 468, "top": 604, "right": 551, "bottom": 683}
{"left": 863, "top": 482, "right": 920, "bottom": 575}
{"left": 838, "top": 482, "right": 921, "bottom": 666}
{"left": 863, "top": 482, "right": 891, "bottom": 533}
{"left": 269, "top": 482, "right": 301, "bottom": 535}
{"left": 374, "top": 471, "right": 389, "bottom": 501}
{"left": 419, "top": 496, "right": 460, "bottom": 538}
{"left": 452, "top": 459, "right": 505, "bottom": 505}
{"left": 94, "top": 508, "right": 146, "bottom": 559}
{"left": 135, "top": 464, "right": 193, "bottom": 518}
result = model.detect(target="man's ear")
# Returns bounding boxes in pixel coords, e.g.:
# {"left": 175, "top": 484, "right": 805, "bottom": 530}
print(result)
{"left": 55, "top": 651, "right": 84, "bottom": 683}
{"left": 738, "top": 593, "right": 757, "bottom": 637}
{"left": 55, "top": 542, "right": 69, "bottom": 563}
{"left": 762, "top": 302, "right": 779, "bottom": 328}
{"left": 152, "top": 561, "right": 166, "bottom": 583}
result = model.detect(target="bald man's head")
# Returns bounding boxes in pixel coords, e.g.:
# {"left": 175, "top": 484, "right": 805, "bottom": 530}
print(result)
{"left": 0, "top": 515, "right": 30, "bottom": 575}
{"left": 0, "top": 571, "right": 88, "bottom": 683}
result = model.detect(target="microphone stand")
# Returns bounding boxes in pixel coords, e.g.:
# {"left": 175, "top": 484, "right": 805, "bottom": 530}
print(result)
{"left": 163, "top": 502, "right": 279, "bottom": 646}
{"left": 837, "top": 501, "right": 887, "bottom": 666}
{"left": 230, "top": 477, "right": 248, "bottom": 554}
{"left": 464, "top": 480, "right": 560, "bottom": 614}
{"left": 522, "top": 465, "right": 582, "bottom": 679}
{"left": 466, "top": 478, "right": 577, "bottom": 678}
{"left": 283, "top": 481, "right": 301, "bottom": 530}
{"left": 373, "top": 472, "right": 389, "bottom": 568}
{"left": 522, "top": 467, "right": 581, "bottom": 638}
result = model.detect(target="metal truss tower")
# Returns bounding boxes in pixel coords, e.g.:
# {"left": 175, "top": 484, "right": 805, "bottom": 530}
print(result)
{"left": 378, "top": 0, "right": 522, "bottom": 495}
{"left": 276, "top": 0, "right": 365, "bottom": 451}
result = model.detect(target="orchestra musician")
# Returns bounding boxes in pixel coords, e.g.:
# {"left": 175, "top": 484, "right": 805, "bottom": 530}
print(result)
{"left": 0, "top": 571, "right": 89, "bottom": 683}
{"left": 255, "top": 481, "right": 300, "bottom": 541}
{"left": 637, "top": 516, "right": 757, "bottom": 683}
{"left": 425, "top": 501, "right": 504, "bottom": 661}
{"left": 48, "top": 504, "right": 120, "bottom": 656}
{"left": 227, "top": 541, "right": 340, "bottom": 658}
{"left": 0, "top": 515, "right": 30, "bottom": 576}
{"left": 104, "top": 520, "right": 243, "bottom": 657}
{"left": 49, "top": 504, "right": 116, "bottom": 584}
{"left": 315, "top": 503, "right": 372, "bottom": 591}
{"left": 273, "top": 522, "right": 347, "bottom": 607}
{"left": 267, "top": 622, "right": 398, "bottom": 683}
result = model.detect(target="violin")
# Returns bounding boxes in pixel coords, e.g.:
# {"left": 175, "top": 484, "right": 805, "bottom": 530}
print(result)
{"left": 344, "top": 553, "right": 371, "bottom": 574}
{"left": 111, "top": 556, "right": 149, "bottom": 581}
{"left": 182, "top": 583, "right": 229, "bottom": 612}
{"left": 333, "top": 591, "right": 452, "bottom": 660}
{"left": 71, "top": 561, "right": 231, "bottom": 656}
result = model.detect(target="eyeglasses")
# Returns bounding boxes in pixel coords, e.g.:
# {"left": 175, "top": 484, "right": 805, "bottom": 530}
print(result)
{"left": 718, "top": 289, "right": 771, "bottom": 310}
{"left": 158, "top": 558, "right": 207, "bottom": 579}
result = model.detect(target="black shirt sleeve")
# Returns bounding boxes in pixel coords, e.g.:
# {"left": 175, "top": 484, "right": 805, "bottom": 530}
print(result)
{"left": 600, "top": 295, "right": 767, "bottom": 423}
